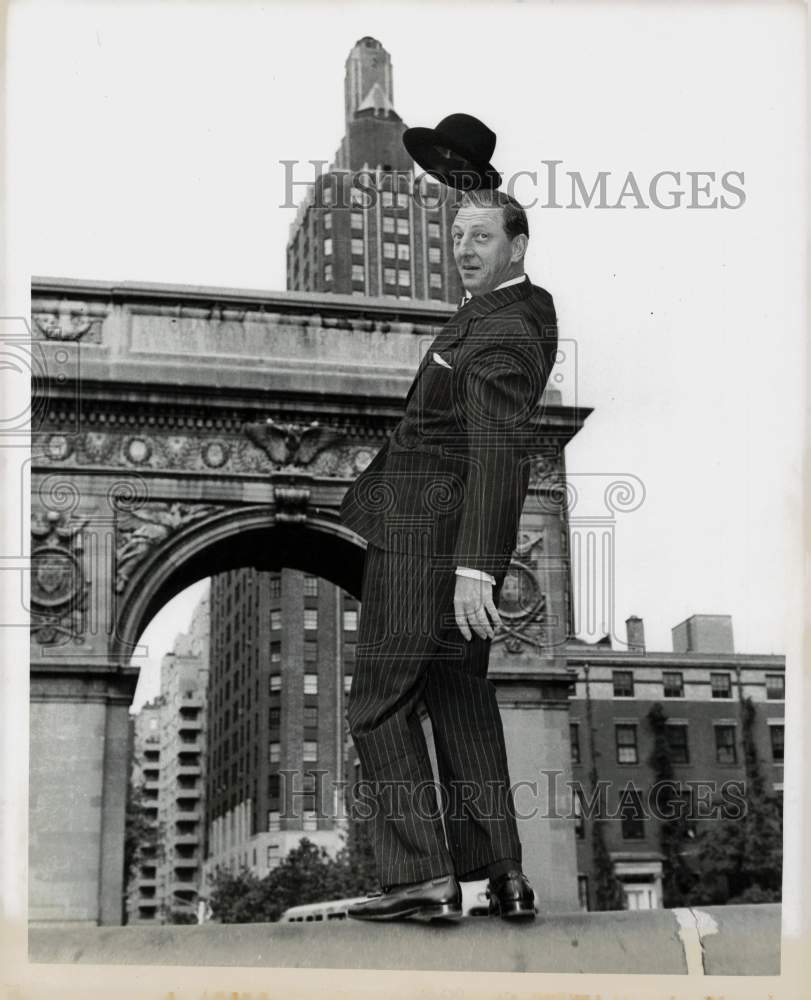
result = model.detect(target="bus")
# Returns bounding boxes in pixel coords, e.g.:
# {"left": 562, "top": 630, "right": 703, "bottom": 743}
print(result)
{"left": 280, "top": 879, "right": 490, "bottom": 922}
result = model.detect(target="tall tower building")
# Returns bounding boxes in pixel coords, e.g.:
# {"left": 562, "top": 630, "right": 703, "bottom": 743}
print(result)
{"left": 286, "top": 37, "right": 463, "bottom": 304}
{"left": 204, "top": 569, "right": 360, "bottom": 878}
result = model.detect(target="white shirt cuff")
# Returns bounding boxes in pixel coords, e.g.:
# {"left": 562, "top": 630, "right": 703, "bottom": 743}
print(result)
{"left": 455, "top": 566, "right": 496, "bottom": 586}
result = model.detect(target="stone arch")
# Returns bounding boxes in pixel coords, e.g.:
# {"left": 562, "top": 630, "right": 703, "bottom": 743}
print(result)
{"left": 113, "top": 504, "right": 366, "bottom": 665}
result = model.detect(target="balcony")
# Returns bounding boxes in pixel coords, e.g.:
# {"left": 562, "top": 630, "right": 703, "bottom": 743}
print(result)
{"left": 174, "top": 856, "right": 200, "bottom": 869}
{"left": 177, "top": 765, "right": 201, "bottom": 778}
{"left": 174, "top": 809, "right": 201, "bottom": 822}
{"left": 173, "top": 832, "right": 199, "bottom": 846}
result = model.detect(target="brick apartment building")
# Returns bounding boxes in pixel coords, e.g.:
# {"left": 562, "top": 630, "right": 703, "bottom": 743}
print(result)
{"left": 203, "top": 568, "right": 360, "bottom": 879}
{"left": 286, "top": 36, "right": 464, "bottom": 305}
{"left": 567, "top": 614, "right": 785, "bottom": 910}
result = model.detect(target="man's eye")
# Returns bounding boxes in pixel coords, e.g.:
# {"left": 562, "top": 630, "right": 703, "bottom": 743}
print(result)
{"left": 476, "top": 233, "right": 489, "bottom": 241}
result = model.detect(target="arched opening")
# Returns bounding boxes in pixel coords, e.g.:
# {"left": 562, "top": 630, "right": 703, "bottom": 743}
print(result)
{"left": 115, "top": 508, "right": 366, "bottom": 664}
{"left": 121, "top": 507, "right": 371, "bottom": 924}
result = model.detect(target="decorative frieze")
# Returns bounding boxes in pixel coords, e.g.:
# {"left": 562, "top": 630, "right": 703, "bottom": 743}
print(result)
{"left": 34, "top": 424, "right": 385, "bottom": 480}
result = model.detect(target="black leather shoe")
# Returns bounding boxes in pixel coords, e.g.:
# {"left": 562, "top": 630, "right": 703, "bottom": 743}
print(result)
{"left": 486, "top": 869, "right": 537, "bottom": 920}
{"left": 346, "top": 874, "right": 462, "bottom": 922}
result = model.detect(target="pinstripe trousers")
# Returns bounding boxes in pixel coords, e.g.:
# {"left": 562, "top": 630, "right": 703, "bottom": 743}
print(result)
{"left": 347, "top": 539, "right": 523, "bottom": 889}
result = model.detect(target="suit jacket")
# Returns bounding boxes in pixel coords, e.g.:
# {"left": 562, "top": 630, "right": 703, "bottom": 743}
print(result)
{"left": 339, "top": 276, "right": 557, "bottom": 579}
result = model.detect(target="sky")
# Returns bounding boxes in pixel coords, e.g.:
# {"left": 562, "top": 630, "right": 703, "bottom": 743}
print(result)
{"left": 5, "top": 2, "right": 805, "bottom": 712}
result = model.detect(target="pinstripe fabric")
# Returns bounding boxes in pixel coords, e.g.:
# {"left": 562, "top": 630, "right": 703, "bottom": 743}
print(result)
{"left": 341, "top": 276, "right": 557, "bottom": 888}
{"left": 348, "top": 540, "right": 522, "bottom": 888}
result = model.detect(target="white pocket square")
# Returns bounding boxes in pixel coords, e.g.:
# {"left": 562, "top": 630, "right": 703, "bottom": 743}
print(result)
{"left": 432, "top": 351, "right": 452, "bottom": 369}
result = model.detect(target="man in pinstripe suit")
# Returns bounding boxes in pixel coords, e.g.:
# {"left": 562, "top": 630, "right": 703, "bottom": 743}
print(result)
{"left": 340, "top": 189, "right": 558, "bottom": 921}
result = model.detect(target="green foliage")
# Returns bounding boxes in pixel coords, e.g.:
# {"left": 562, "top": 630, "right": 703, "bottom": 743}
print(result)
{"left": 207, "top": 827, "right": 379, "bottom": 924}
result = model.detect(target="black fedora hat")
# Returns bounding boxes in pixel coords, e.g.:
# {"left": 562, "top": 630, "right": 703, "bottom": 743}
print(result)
{"left": 402, "top": 113, "right": 502, "bottom": 190}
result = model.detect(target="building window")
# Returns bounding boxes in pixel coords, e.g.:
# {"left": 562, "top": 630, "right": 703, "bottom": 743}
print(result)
{"left": 323, "top": 212, "right": 332, "bottom": 231}
{"left": 268, "top": 774, "right": 280, "bottom": 799}
{"left": 269, "top": 741, "right": 280, "bottom": 764}
{"left": 268, "top": 810, "right": 280, "bottom": 832}
{"left": 344, "top": 673, "right": 353, "bottom": 695}
{"left": 715, "top": 724, "right": 737, "bottom": 764}
{"left": 269, "top": 706, "right": 280, "bottom": 728}
{"left": 303, "top": 609, "right": 318, "bottom": 630}
{"left": 577, "top": 875, "right": 589, "bottom": 911}
{"left": 304, "top": 673, "right": 318, "bottom": 695}
{"left": 711, "top": 672, "right": 732, "bottom": 698}
{"left": 397, "top": 270, "right": 410, "bottom": 287}
{"left": 382, "top": 190, "right": 394, "bottom": 207}
{"left": 351, "top": 264, "right": 365, "bottom": 285}
{"left": 428, "top": 246, "right": 441, "bottom": 264}
{"left": 267, "top": 843, "right": 281, "bottom": 867}
{"left": 428, "top": 221, "right": 440, "bottom": 239}
{"left": 766, "top": 674, "right": 785, "bottom": 700}
{"left": 304, "top": 640, "right": 318, "bottom": 663}
{"left": 665, "top": 723, "right": 689, "bottom": 763}
{"left": 383, "top": 241, "right": 396, "bottom": 259}
{"left": 351, "top": 211, "right": 363, "bottom": 230}
{"left": 270, "top": 610, "right": 281, "bottom": 631}
{"left": 615, "top": 724, "right": 638, "bottom": 764}
{"left": 351, "top": 238, "right": 364, "bottom": 257}
{"left": 770, "top": 724, "right": 784, "bottom": 762}
{"left": 570, "top": 723, "right": 580, "bottom": 764}
{"left": 269, "top": 674, "right": 281, "bottom": 693}
{"left": 343, "top": 610, "right": 358, "bottom": 631}
{"left": 663, "top": 671, "right": 684, "bottom": 698}
{"left": 270, "top": 643, "right": 281, "bottom": 663}
{"left": 303, "top": 740, "right": 318, "bottom": 761}
{"left": 269, "top": 576, "right": 281, "bottom": 599}
{"left": 396, "top": 218, "right": 409, "bottom": 235}
{"left": 383, "top": 216, "right": 395, "bottom": 233}
{"left": 397, "top": 243, "right": 410, "bottom": 261}
{"left": 621, "top": 815, "right": 645, "bottom": 840}
{"left": 613, "top": 670, "right": 634, "bottom": 697}
{"left": 573, "top": 790, "right": 584, "bottom": 839}
{"left": 303, "top": 705, "right": 318, "bottom": 728}
{"left": 384, "top": 267, "right": 396, "bottom": 285}
{"left": 303, "top": 575, "right": 319, "bottom": 597}
{"left": 429, "top": 272, "right": 442, "bottom": 289}
{"left": 323, "top": 237, "right": 333, "bottom": 257}
{"left": 324, "top": 262, "right": 333, "bottom": 283}
{"left": 302, "top": 810, "right": 318, "bottom": 832}
{"left": 321, "top": 185, "right": 333, "bottom": 207}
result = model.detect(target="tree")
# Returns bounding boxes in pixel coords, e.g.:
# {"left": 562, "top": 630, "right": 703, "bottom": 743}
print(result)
{"left": 123, "top": 780, "right": 163, "bottom": 924}
{"left": 207, "top": 829, "right": 380, "bottom": 924}
{"left": 583, "top": 665, "right": 625, "bottom": 910}
{"left": 646, "top": 703, "right": 698, "bottom": 906}
{"left": 679, "top": 696, "right": 782, "bottom": 905}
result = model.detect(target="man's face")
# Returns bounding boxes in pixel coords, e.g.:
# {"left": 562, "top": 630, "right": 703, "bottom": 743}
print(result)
{"left": 451, "top": 206, "right": 518, "bottom": 296}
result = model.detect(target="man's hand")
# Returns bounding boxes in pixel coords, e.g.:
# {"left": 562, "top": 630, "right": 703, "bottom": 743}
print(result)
{"left": 454, "top": 574, "right": 503, "bottom": 641}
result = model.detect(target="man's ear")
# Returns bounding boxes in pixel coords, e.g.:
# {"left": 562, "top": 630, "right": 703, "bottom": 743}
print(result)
{"left": 510, "top": 234, "right": 528, "bottom": 263}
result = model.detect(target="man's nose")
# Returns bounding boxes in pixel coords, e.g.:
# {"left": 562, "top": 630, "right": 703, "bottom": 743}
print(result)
{"left": 456, "top": 234, "right": 474, "bottom": 256}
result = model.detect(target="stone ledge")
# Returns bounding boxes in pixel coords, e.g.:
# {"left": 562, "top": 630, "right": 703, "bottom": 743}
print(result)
{"left": 29, "top": 904, "right": 780, "bottom": 975}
